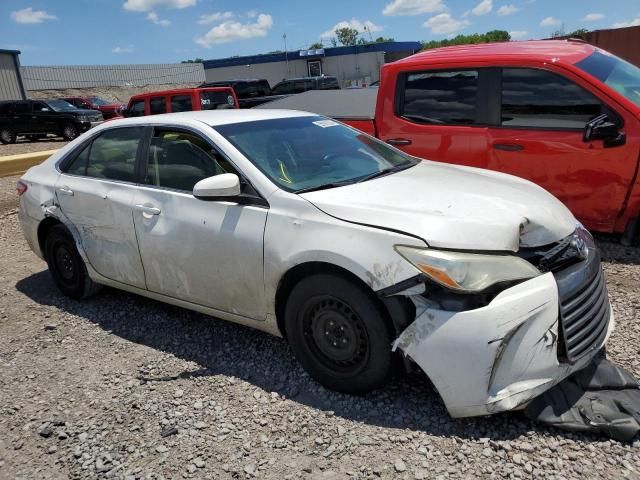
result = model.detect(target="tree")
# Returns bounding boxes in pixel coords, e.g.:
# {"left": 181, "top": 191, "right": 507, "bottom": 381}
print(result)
{"left": 421, "top": 30, "right": 511, "bottom": 50}
{"left": 374, "top": 36, "right": 395, "bottom": 43}
{"left": 568, "top": 28, "right": 589, "bottom": 38}
{"left": 335, "top": 27, "right": 359, "bottom": 46}
{"left": 309, "top": 42, "right": 324, "bottom": 49}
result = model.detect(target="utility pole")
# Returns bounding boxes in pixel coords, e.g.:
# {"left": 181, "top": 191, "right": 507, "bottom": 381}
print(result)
{"left": 283, "top": 33, "right": 289, "bottom": 76}
{"left": 364, "top": 24, "right": 373, "bottom": 43}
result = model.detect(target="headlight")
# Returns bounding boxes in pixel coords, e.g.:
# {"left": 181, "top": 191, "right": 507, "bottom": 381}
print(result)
{"left": 77, "top": 116, "right": 89, "bottom": 122}
{"left": 395, "top": 246, "right": 540, "bottom": 293}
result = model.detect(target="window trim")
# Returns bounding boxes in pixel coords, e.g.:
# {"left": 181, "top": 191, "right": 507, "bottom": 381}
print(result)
{"left": 139, "top": 125, "right": 269, "bottom": 207}
{"left": 149, "top": 96, "right": 168, "bottom": 115}
{"left": 493, "top": 65, "right": 624, "bottom": 132}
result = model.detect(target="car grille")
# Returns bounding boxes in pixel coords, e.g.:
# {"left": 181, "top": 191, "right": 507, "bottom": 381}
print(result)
{"left": 557, "top": 265, "right": 610, "bottom": 363}
{"left": 89, "top": 114, "right": 102, "bottom": 122}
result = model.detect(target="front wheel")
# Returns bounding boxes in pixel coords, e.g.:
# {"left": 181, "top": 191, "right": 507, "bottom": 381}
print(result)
{"left": 61, "top": 124, "right": 78, "bottom": 141}
{"left": 284, "top": 274, "right": 393, "bottom": 393}
{"left": 44, "top": 224, "right": 100, "bottom": 299}
{"left": 0, "top": 127, "right": 16, "bottom": 144}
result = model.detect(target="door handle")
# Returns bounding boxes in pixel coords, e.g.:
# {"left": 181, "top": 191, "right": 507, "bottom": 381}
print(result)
{"left": 57, "top": 186, "right": 74, "bottom": 196}
{"left": 386, "top": 138, "right": 412, "bottom": 146}
{"left": 135, "top": 204, "right": 161, "bottom": 216}
{"left": 493, "top": 143, "right": 524, "bottom": 152}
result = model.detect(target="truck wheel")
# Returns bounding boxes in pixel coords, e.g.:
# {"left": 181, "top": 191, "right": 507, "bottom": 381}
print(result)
{"left": 0, "top": 127, "right": 16, "bottom": 144}
{"left": 44, "top": 224, "right": 100, "bottom": 299}
{"left": 284, "top": 274, "right": 393, "bottom": 394}
{"left": 62, "top": 124, "right": 78, "bottom": 141}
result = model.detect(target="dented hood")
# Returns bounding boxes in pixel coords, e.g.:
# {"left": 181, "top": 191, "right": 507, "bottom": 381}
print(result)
{"left": 300, "top": 161, "right": 576, "bottom": 252}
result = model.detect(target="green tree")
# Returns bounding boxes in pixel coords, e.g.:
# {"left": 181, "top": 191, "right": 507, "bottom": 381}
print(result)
{"left": 421, "top": 30, "right": 511, "bottom": 50}
{"left": 335, "top": 27, "right": 359, "bottom": 46}
{"left": 374, "top": 36, "right": 395, "bottom": 43}
{"left": 568, "top": 28, "right": 589, "bottom": 38}
{"left": 309, "top": 42, "right": 324, "bottom": 49}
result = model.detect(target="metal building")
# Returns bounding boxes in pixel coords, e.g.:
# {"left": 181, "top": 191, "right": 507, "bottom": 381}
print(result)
{"left": 203, "top": 42, "right": 422, "bottom": 88}
{"left": 0, "top": 49, "right": 26, "bottom": 101}
{"left": 21, "top": 63, "right": 206, "bottom": 90}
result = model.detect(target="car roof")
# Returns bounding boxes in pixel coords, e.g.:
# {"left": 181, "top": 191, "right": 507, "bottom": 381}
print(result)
{"left": 106, "top": 109, "right": 317, "bottom": 127}
{"left": 397, "top": 40, "right": 596, "bottom": 66}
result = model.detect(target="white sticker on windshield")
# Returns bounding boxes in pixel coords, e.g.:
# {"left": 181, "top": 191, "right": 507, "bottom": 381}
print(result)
{"left": 313, "top": 119, "right": 339, "bottom": 128}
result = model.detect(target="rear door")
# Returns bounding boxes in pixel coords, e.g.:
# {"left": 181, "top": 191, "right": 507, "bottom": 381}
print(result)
{"left": 54, "top": 126, "right": 147, "bottom": 288}
{"left": 12, "top": 101, "right": 32, "bottom": 133}
{"left": 132, "top": 127, "right": 268, "bottom": 318}
{"left": 487, "top": 67, "right": 640, "bottom": 231}
{"left": 376, "top": 68, "right": 491, "bottom": 169}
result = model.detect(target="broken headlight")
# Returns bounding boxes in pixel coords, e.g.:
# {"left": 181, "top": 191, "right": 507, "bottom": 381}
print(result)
{"left": 394, "top": 246, "right": 541, "bottom": 293}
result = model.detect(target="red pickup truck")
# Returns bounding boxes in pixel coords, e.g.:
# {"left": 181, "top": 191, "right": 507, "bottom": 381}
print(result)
{"left": 62, "top": 96, "right": 125, "bottom": 120}
{"left": 261, "top": 40, "right": 640, "bottom": 245}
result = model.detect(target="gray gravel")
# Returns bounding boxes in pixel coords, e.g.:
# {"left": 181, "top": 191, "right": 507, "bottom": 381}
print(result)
{"left": 1, "top": 174, "right": 639, "bottom": 479}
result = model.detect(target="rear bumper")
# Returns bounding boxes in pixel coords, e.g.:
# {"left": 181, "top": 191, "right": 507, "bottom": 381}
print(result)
{"left": 392, "top": 247, "right": 613, "bottom": 418}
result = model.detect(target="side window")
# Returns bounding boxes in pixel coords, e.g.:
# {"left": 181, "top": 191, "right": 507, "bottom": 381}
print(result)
{"left": 85, "top": 127, "right": 143, "bottom": 182}
{"left": 501, "top": 68, "right": 604, "bottom": 129}
{"left": 64, "top": 143, "right": 91, "bottom": 176}
{"left": 128, "top": 100, "right": 146, "bottom": 117}
{"left": 149, "top": 96, "right": 166, "bottom": 115}
{"left": 14, "top": 102, "right": 30, "bottom": 114}
{"left": 170, "top": 95, "right": 192, "bottom": 113}
{"left": 145, "top": 129, "right": 235, "bottom": 192}
{"left": 32, "top": 101, "right": 49, "bottom": 112}
{"left": 0, "top": 103, "right": 12, "bottom": 114}
{"left": 272, "top": 82, "right": 292, "bottom": 95}
{"left": 401, "top": 70, "right": 478, "bottom": 124}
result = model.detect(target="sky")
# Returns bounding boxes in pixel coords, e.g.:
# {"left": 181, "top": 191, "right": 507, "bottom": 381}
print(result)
{"left": 1, "top": 0, "right": 639, "bottom": 65}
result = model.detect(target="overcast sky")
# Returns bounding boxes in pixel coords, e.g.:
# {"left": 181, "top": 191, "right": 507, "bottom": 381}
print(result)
{"left": 1, "top": 0, "right": 639, "bottom": 65}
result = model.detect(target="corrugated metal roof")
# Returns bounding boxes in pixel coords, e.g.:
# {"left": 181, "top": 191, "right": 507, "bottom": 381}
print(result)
{"left": 203, "top": 41, "right": 422, "bottom": 69}
{"left": 21, "top": 63, "right": 205, "bottom": 90}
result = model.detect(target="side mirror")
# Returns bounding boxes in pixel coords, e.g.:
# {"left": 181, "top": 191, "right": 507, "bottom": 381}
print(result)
{"left": 193, "top": 173, "right": 241, "bottom": 200}
{"left": 40, "top": 108, "right": 50, "bottom": 112}
{"left": 583, "top": 114, "right": 626, "bottom": 147}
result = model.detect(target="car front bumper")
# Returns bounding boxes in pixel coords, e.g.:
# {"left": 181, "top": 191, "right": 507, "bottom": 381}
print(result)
{"left": 391, "top": 247, "right": 613, "bottom": 418}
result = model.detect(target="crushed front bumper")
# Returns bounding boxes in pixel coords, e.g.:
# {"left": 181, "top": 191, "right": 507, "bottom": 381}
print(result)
{"left": 390, "top": 246, "right": 613, "bottom": 418}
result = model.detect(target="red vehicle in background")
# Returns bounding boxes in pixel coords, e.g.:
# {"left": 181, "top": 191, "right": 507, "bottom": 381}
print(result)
{"left": 124, "top": 87, "right": 238, "bottom": 117}
{"left": 261, "top": 40, "right": 640, "bottom": 245}
{"left": 62, "top": 96, "right": 125, "bottom": 120}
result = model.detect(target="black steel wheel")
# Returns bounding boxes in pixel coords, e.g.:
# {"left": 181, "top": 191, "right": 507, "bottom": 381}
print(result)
{"left": 284, "top": 274, "right": 393, "bottom": 393}
{"left": 0, "top": 127, "right": 16, "bottom": 144}
{"left": 44, "top": 224, "right": 99, "bottom": 299}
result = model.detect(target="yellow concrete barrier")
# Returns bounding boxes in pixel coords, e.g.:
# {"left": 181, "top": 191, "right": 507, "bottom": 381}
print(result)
{"left": 0, "top": 150, "right": 58, "bottom": 178}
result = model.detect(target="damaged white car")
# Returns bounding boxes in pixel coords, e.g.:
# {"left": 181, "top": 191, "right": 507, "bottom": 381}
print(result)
{"left": 18, "top": 110, "right": 614, "bottom": 418}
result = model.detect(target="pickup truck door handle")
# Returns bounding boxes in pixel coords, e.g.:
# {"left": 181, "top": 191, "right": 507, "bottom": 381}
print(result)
{"left": 493, "top": 143, "right": 524, "bottom": 152}
{"left": 386, "top": 138, "right": 412, "bottom": 146}
{"left": 134, "top": 204, "right": 161, "bottom": 216}
{"left": 57, "top": 186, "right": 74, "bottom": 196}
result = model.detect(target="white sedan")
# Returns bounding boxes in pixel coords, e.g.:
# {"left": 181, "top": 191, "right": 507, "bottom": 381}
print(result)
{"left": 17, "top": 110, "right": 613, "bottom": 418}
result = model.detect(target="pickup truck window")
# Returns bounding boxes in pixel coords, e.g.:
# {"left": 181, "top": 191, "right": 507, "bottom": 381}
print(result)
{"left": 150, "top": 97, "right": 167, "bottom": 115}
{"left": 576, "top": 51, "right": 640, "bottom": 108}
{"left": 401, "top": 70, "right": 478, "bottom": 125}
{"left": 128, "top": 100, "right": 146, "bottom": 117}
{"left": 501, "top": 68, "right": 603, "bottom": 129}
{"left": 171, "top": 95, "right": 192, "bottom": 112}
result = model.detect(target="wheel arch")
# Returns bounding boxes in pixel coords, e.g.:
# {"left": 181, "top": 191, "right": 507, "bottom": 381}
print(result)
{"left": 274, "top": 261, "right": 414, "bottom": 341}
{"left": 37, "top": 216, "right": 64, "bottom": 258}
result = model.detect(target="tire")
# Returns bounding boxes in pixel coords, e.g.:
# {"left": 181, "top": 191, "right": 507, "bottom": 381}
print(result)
{"left": 61, "top": 124, "right": 78, "bottom": 141}
{"left": 284, "top": 274, "right": 393, "bottom": 394}
{"left": 0, "top": 127, "right": 16, "bottom": 144}
{"left": 44, "top": 224, "right": 100, "bottom": 299}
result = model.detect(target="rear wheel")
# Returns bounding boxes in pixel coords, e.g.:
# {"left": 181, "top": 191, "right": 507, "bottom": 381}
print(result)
{"left": 44, "top": 224, "right": 100, "bottom": 299}
{"left": 0, "top": 127, "right": 16, "bottom": 144}
{"left": 284, "top": 274, "right": 393, "bottom": 393}
{"left": 61, "top": 124, "right": 78, "bottom": 141}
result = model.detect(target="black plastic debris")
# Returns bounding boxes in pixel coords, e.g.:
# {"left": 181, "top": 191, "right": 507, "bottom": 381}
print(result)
{"left": 525, "top": 357, "right": 640, "bottom": 442}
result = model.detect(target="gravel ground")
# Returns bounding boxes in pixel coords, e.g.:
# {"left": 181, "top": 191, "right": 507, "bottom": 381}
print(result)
{"left": 0, "top": 138, "right": 68, "bottom": 157}
{"left": 1, "top": 174, "right": 639, "bottom": 480}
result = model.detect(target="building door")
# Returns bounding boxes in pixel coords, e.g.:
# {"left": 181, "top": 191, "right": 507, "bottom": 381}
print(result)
{"left": 308, "top": 60, "right": 322, "bottom": 77}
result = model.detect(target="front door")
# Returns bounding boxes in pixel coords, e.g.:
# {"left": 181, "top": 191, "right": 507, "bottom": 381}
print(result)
{"left": 308, "top": 60, "right": 322, "bottom": 77}
{"left": 486, "top": 67, "right": 640, "bottom": 232}
{"left": 54, "top": 126, "right": 147, "bottom": 288}
{"left": 31, "top": 101, "right": 56, "bottom": 134}
{"left": 132, "top": 127, "right": 268, "bottom": 319}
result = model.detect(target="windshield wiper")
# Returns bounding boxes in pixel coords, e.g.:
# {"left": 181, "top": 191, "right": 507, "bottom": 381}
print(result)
{"left": 356, "top": 162, "right": 417, "bottom": 183}
{"left": 294, "top": 180, "right": 354, "bottom": 194}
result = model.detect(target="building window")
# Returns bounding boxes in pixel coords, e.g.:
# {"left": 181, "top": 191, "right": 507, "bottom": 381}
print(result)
{"left": 307, "top": 60, "right": 322, "bottom": 77}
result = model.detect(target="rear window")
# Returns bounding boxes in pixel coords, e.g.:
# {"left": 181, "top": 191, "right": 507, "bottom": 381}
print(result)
{"left": 171, "top": 95, "right": 192, "bottom": 112}
{"left": 149, "top": 96, "right": 166, "bottom": 115}
{"left": 400, "top": 70, "right": 478, "bottom": 124}
{"left": 200, "top": 91, "right": 235, "bottom": 110}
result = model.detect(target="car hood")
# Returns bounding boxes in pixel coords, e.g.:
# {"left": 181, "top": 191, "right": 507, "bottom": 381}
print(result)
{"left": 69, "top": 109, "right": 102, "bottom": 115}
{"left": 299, "top": 161, "right": 576, "bottom": 252}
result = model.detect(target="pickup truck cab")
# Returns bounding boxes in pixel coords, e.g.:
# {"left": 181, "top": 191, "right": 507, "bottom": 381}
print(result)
{"left": 261, "top": 40, "right": 640, "bottom": 244}
{"left": 125, "top": 87, "right": 238, "bottom": 117}
{"left": 201, "top": 79, "right": 288, "bottom": 108}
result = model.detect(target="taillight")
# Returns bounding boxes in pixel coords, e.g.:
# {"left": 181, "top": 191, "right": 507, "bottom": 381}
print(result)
{"left": 16, "top": 180, "right": 28, "bottom": 196}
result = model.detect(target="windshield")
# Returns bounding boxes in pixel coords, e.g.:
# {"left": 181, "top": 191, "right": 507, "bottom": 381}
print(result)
{"left": 576, "top": 50, "right": 640, "bottom": 107}
{"left": 88, "top": 96, "right": 109, "bottom": 106}
{"left": 46, "top": 100, "right": 78, "bottom": 112}
{"left": 214, "top": 116, "right": 418, "bottom": 192}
